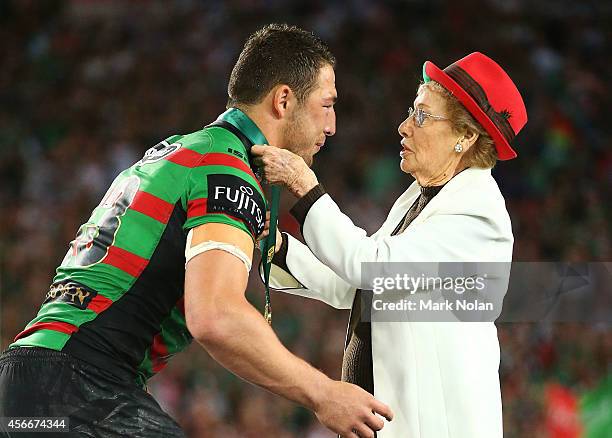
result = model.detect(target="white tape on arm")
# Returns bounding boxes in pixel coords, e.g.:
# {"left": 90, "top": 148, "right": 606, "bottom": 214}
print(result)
{"left": 185, "top": 229, "right": 252, "bottom": 273}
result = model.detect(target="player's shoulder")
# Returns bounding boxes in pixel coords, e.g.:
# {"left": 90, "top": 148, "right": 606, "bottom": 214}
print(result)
{"left": 202, "top": 125, "right": 250, "bottom": 163}
{"left": 181, "top": 127, "right": 266, "bottom": 239}
{"left": 176, "top": 129, "right": 214, "bottom": 155}
{"left": 178, "top": 126, "right": 251, "bottom": 165}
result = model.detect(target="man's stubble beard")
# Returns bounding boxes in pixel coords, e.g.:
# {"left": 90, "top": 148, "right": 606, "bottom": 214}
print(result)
{"left": 281, "top": 106, "right": 315, "bottom": 167}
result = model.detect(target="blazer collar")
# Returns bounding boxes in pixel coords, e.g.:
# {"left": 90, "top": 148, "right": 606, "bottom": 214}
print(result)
{"left": 397, "top": 167, "right": 492, "bottom": 228}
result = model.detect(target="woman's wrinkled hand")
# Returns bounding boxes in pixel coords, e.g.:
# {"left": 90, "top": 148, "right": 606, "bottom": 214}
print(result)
{"left": 256, "top": 210, "right": 284, "bottom": 254}
{"left": 251, "top": 145, "right": 319, "bottom": 198}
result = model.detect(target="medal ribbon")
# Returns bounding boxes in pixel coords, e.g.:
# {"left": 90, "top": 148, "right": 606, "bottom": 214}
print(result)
{"left": 260, "top": 186, "right": 281, "bottom": 324}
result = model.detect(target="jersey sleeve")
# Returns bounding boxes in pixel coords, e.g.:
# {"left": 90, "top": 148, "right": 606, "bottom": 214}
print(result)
{"left": 182, "top": 140, "right": 267, "bottom": 241}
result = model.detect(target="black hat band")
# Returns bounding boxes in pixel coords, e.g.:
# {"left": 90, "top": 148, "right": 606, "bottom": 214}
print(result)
{"left": 445, "top": 64, "right": 516, "bottom": 143}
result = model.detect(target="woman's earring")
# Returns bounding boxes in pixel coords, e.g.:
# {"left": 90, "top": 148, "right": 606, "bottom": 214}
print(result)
{"left": 454, "top": 143, "right": 463, "bottom": 153}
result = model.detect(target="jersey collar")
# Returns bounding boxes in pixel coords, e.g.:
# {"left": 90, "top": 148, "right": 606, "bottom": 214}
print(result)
{"left": 216, "top": 108, "right": 268, "bottom": 146}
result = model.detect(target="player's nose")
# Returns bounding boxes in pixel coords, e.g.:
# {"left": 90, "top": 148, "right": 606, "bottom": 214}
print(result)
{"left": 325, "top": 109, "right": 336, "bottom": 136}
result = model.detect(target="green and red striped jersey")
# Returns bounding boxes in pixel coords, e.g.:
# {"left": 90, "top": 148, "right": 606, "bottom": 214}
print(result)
{"left": 10, "top": 109, "right": 268, "bottom": 387}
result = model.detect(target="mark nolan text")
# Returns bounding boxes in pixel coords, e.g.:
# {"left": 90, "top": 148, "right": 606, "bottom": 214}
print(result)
{"left": 373, "top": 298, "right": 494, "bottom": 312}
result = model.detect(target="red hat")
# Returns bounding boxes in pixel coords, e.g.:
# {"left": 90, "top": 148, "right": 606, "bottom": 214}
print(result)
{"left": 423, "top": 52, "right": 527, "bottom": 160}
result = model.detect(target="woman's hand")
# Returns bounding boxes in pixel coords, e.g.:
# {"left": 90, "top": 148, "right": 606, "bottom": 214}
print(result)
{"left": 251, "top": 145, "right": 319, "bottom": 198}
{"left": 256, "top": 210, "right": 271, "bottom": 243}
{"left": 257, "top": 211, "right": 283, "bottom": 254}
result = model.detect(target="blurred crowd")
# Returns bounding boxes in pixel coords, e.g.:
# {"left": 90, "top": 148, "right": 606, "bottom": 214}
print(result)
{"left": 0, "top": 0, "right": 610, "bottom": 436}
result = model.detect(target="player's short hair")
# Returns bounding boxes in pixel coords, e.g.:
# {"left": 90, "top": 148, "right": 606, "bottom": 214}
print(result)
{"left": 227, "top": 23, "right": 335, "bottom": 108}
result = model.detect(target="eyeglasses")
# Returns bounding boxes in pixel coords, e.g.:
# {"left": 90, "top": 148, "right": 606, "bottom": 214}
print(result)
{"left": 407, "top": 107, "right": 449, "bottom": 128}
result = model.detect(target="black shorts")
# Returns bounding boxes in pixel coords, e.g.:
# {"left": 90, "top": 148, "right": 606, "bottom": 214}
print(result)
{"left": 0, "top": 347, "right": 185, "bottom": 437}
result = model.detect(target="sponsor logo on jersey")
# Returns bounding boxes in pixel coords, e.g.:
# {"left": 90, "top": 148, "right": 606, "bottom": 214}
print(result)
{"left": 44, "top": 282, "right": 98, "bottom": 310}
{"left": 207, "top": 174, "right": 265, "bottom": 236}
{"left": 138, "top": 140, "right": 182, "bottom": 165}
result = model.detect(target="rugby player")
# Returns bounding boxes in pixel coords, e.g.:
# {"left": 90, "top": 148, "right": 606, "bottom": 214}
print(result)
{"left": 0, "top": 24, "right": 392, "bottom": 438}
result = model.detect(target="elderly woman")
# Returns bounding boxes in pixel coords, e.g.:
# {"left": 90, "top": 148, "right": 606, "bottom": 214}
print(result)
{"left": 252, "top": 52, "right": 527, "bottom": 437}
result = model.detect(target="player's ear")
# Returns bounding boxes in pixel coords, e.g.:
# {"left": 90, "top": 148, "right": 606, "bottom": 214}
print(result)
{"left": 271, "top": 85, "right": 293, "bottom": 119}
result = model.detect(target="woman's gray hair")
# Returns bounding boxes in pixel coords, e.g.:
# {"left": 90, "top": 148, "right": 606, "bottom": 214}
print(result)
{"left": 419, "top": 81, "right": 498, "bottom": 169}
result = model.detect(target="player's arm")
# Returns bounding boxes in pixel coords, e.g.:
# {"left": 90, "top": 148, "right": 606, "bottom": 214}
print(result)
{"left": 184, "top": 223, "right": 392, "bottom": 437}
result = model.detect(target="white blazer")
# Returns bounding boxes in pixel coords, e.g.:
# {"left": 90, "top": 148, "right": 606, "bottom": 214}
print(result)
{"left": 268, "top": 167, "right": 513, "bottom": 437}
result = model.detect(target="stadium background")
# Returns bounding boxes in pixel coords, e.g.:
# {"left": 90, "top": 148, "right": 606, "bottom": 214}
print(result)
{"left": 0, "top": 0, "right": 610, "bottom": 436}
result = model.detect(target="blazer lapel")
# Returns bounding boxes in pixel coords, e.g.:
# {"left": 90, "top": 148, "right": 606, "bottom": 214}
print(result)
{"left": 401, "top": 167, "right": 491, "bottom": 230}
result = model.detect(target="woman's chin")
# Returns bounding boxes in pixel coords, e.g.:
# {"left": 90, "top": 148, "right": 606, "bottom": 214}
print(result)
{"left": 400, "top": 158, "right": 413, "bottom": 174}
